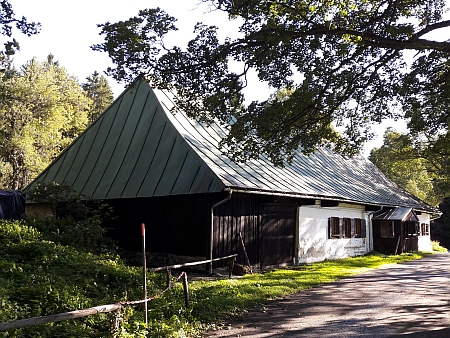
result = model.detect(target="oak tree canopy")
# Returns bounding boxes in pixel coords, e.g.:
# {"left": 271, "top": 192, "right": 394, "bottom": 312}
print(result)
{"left": 0, "top": 0, "right": 40, "bottom": 59}
{"left": 93, "top": 0, "right": 450, "bottom": 166}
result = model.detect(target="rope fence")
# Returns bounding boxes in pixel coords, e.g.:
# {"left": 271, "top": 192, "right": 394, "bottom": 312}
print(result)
{"left": 0, "top": 254, "right": 237, "bottom": 333}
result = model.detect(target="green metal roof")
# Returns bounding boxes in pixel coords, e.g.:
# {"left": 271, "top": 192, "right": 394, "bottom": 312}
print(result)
{"left": 24, "top": 80, "right": 225, "bottom": 198}
{"left": 23, "top": 79, "right": 439, "bottom": 214}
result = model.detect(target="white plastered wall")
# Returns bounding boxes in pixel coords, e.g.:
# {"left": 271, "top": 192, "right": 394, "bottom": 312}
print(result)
{"left": 296, "top": 201, "right": 371, "bottom": 263}
{"left": 417, "top": 213, "right": 432, "bottom": 252}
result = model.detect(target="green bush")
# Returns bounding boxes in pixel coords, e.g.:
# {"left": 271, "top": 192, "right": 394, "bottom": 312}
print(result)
{"left": 25, "top": 216, "right": 115, "bottom": 254}
{"left": 431, "top": 240, "right": 448, "bottom": 252}
{"left": 0, "top": 220, "right": 41, "bottom": 246}
{"left": 0, "top": 220, "right": 201, "bottom": 337}
{"left": 0, "top": 220, "right": 145, "bottom": 337}
{"left": 25, "top": 182, "right": 116, "bottom": 254}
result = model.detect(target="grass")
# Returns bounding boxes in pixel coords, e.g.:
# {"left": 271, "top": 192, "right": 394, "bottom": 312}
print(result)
{"left": 183, "top": 251, "right": 430, "bottom": 334}
{"left": 431, "top": 240, "right": 448, "bottom": 252}
{"left": 1, "top": 218, "right": 441, "bottom": 337}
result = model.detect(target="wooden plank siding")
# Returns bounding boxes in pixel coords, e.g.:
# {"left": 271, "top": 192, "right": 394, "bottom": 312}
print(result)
{"left": 372, "top": 220, "right": 419, "bottom": 254}
{"left": 260, "top": 204, "right": 297, "bottom": 267}
{"left": 106, "top": 194, "right": 213, "bottom": 257}
{"left": 213, "top": 196, "right": 262, "bottom": 267}
{"left": 212, "top": 195, "right": 302, "bottom": 268}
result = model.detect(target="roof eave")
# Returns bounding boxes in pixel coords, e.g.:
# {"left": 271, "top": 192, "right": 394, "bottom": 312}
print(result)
{"left": 223, "top": 186, "right": 441, "bottom": 215}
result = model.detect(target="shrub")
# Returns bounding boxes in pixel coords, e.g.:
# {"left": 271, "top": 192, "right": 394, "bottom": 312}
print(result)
{"left": 25, "top": 182, "right": 116, "bottom": 254}
{"left": 431, "top": 240, "right": 448, "bottom": 252}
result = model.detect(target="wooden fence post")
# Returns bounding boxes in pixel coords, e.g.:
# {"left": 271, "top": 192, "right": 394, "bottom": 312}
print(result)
{"left": 182, "top": 273, "right": 190, "bottom": 308}
{"left": 109, "top": 307, "right": 122, "bottom": 338}
{"left": 228, "top": 256, "right": 236, "bottom": 278}
{"left": 166, "top": 268, "right": 172, "bottom": 288}
{"left": 141, "top": 223, "right": 147, "bottom": 327}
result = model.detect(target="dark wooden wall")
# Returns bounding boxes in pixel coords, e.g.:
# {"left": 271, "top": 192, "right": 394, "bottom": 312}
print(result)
{"left": 213, "top": 194, "right": 302, "bottom": 268}
{"left": 213, "top": 194, "right": 267, "bottom": 266}
{"left": 105, "top": 192, "right": 309, "bottom": 268}
{"left": 373, "top": 220, "right": 418, "bottom": 254}
{"left": 105, "top": 194, "right": 215, "bottom": 256}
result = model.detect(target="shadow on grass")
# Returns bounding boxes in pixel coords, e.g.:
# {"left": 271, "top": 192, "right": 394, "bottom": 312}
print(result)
{"left": 189, "top": 252, "right": 429, "bottom": 323}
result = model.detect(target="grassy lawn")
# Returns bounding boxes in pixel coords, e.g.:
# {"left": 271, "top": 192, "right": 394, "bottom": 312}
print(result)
{"left": 2, "top": 218, "right": 442, "bottom": 337}
{"left": 187, "top": 251, "right": 431, "bottom": 329}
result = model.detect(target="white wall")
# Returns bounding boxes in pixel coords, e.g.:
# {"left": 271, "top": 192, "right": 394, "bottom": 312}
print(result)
{"left": 296, "top": 202, "right": 370, "bottom": 263}
{"left": 417, "top": 213, "right": 432, "bottom": 252}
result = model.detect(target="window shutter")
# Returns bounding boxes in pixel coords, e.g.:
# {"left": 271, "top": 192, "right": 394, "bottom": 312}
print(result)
{"left": 328, "top": 217, "right": 331, "bottom": 239}
{"left": 351, "top": 218, "right": 355, "bottom": 238}
{"left": 339, "top": 218, "right": 343, "bottom": 239}
{"left": 361, "top": 219, "right": 367, "bottom": 238}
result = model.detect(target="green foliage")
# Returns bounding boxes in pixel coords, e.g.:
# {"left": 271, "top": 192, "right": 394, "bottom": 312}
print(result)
{"left": 25, "top": 182, "right": 115, "bottom": 253}
{"left": 82, "top": 71, "right": 114, "bottom": 123}
{"left": 369, "top": 128, "right": 443, "bottom": 206}
{"left": 431, "top": 240, "right": 448, "bottom": 252}
{"left": 0, "top": 0, "right": 40, "bottom": 62}
{"left": 94, "top": 0, "right": 450, "bottom": 165}
{"left": 27, "top": 182, "right": 112, "bottom": 221}
{"left": 0, "top": 56, "right": 91, "bottom": 190}
{"left": 0, "top": 218, "right": 429, "bottom": 338}
{"left": 432, "top": 197, "right": 450, "bottom": 249}
{"left": 0, "top": 220, "right": 151, "bottom": 337}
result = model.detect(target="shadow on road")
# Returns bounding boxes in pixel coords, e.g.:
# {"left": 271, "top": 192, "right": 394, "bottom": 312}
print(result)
{"left": 205, "top": 254, "right": 450, "bottom": 337}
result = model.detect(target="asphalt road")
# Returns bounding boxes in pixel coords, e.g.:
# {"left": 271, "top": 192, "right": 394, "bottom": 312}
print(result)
{"left": 204, "top": 253, "right": 450, "bottom": 338}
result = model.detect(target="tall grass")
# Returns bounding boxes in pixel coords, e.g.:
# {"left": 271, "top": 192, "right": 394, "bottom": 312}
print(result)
{"left": 0, "top": 219, "right": 432, "bottom": 337}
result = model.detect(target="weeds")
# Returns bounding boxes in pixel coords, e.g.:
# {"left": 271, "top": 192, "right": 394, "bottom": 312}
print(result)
{"left": 431, "top": 240, "right": 448, "bottom": 252}
{"left": 0, "top": 219, "right": 432, "bottom": 337}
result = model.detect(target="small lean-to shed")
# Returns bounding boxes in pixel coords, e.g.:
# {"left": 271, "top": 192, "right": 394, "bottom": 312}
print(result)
{"left": 23, "top": 79, "right": 440, "bottom": 268}
{"left": 372, "top": 207, "right": 428, "bottom": 254}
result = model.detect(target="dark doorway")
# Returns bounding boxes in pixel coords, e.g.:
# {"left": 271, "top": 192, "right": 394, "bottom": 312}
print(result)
{"left": 260, "top": 203, "right": 296, "bottom": 268}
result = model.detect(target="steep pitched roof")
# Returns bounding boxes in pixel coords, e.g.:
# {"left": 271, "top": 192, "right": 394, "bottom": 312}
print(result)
{"left": 24, "top": 79, "right": 438, "bottom": 213}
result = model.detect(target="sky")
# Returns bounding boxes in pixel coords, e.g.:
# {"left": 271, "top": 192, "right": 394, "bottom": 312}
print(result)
{"left": 5, "top": 0, "right": 449, "bottom": 156}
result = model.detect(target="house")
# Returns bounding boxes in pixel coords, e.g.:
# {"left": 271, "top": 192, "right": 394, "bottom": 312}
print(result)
{"left": 23, "top": 79, "right": 440, "bottom": 268}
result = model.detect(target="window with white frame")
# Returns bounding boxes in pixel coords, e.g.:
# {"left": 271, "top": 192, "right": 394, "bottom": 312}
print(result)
{"left": 329, "top": 217, "right": 340, "bottom": 238}
{"left": 328, "top": 217, "right": 366, "bottom": 239}
{"left": 421, "top": 223, "right": 430, "bottom": 236}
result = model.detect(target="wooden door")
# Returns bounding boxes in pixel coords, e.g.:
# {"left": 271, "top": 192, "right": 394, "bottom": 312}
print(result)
{"left": 260, "top": 204, "right": 296, "bottom": 268}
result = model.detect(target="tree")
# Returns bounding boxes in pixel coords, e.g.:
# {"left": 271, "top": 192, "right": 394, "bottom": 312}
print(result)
{"left": 82, "top": 71, "right": 114, "bottom": 123}
{"left": 432, "top": 197, "right": 450, "bottom": 249}
{"left": 92, "top": 1, "right": 450, "bottom": 165}
{"left": 370, "top": 128, "right": 450, "bottom": 247}
{"left": 0, "top": 55, "right": 90, "bottom": 190}
{"left": 369, "top": 128, "right": 443, "bottom": 207}
{"left": 0, "top": 0, "right": 40, "bottom": 65}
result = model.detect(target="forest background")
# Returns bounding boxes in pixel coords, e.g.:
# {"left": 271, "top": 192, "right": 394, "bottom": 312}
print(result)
{"left": 0, "top": 0, "right": 449, "bottom": 246}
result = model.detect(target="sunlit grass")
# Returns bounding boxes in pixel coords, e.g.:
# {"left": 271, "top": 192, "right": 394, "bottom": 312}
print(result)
{"left": 188, "top": 252, "right": 429, "bottom": 326}
{"left": 431, "top": 240, "right": 448, "bottom": 252}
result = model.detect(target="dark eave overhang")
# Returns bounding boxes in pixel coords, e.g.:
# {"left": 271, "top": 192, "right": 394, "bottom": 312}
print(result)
{"left": 223, "top": 186, "right": 442, "bottom": 216}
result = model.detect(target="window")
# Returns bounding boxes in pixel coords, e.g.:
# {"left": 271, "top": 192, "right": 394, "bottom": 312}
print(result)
{"left": 421, "top": 223, "right": 430, "bottom": 236}
{"left": 354, "top": 218, "right": 362, "bottom": 238}
{"left": 380, "top": 221, "right": 394, "bottom": 238}
{"left": 405, "top": 221, "right": 419, "bottom": 237}
{"left": 329, "top": 217, "right": 340, "bottom": 238}
{"left": 343, "top": 218, "right": 351, "bottom": 238}
{"left": 328, "top": 217, "right": 366, "bottom": 239}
